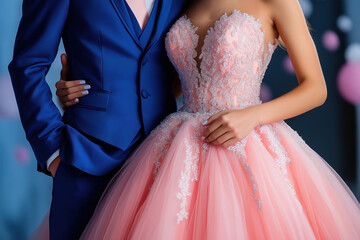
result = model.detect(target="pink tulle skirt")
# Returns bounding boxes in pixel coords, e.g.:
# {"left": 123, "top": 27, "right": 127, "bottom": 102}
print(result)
{"left": 30, "top": 111, "right": 360, "bottom": 239}
{"left": 77, "top": 112, "right": 360, "bottom": 239}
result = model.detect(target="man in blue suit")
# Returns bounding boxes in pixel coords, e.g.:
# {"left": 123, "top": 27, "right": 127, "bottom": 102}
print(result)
{"left": 9, "top": 0, "right": 187, "bottom": 239}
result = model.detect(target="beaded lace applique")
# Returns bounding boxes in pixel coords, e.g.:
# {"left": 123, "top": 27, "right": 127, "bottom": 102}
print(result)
{"left": 166, "top": 10, "right": 278, "bottom": 115}
{"left": 162, "top": 10, "right": 280, "bottom": 223}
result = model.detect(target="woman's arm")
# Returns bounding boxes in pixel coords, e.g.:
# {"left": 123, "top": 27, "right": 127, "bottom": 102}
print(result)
{"left": 256, "top": 0, "right": 327, "bottom": 124}
{"left": 203, "top": 0, "right": 327, "bottom": 147}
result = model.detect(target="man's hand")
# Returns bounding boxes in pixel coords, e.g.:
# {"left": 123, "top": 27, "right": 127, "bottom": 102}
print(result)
{"left": 55, "top": 54, "right": 91, "bottom": 109}
{"left": 49, "top": 155, "right": 61, "bottom": 177}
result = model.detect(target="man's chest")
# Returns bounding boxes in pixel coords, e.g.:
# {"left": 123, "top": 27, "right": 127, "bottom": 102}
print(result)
{"left": 126, "top": 0, "right": 156, "bottom": 29}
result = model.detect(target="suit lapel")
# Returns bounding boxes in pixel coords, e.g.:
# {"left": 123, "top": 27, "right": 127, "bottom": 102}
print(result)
{"left": 109, "top": 0, "right": 141, "bottom": 48}
{"left": 145, "top": 0, "right": 174, "bottom": 52}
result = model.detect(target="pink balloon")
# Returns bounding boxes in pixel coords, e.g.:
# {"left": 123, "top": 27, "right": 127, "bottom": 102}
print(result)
{"left": 337, "top": 62, "right": 360, "bottom": 104}
{"left": 260, "top": 83, "right": 273, "bottom": 103}
{"left": 0, "top": 74, "right": 19, "bottom": 119}
{"left": 14, "top": 145, "right": 30, "bottom": 165}
{"left": 283, "top": 56, "right": 295, "bottom": 74}
{"left": 323, "top": 30, "right": 340, "bottom": 51}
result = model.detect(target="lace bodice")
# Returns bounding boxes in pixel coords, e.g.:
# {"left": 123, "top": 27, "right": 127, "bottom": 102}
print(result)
{"left": 165, "top": 10, "right": 278, "bottom": 113}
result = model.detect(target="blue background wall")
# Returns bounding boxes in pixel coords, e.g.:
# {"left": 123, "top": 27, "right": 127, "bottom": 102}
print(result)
{"left": 0, "top": 1, "right": 64, "bottom": 239}
{"left": 0, "top": 0, "right": 359, "bottom": 239}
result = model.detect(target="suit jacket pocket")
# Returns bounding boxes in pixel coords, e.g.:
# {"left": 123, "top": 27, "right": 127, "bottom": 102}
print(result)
{"left": 74, "top": 89, "right": 111, "bottom": 111}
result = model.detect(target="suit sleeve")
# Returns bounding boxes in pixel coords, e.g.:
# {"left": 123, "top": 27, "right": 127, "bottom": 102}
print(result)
{"left": 8, "top": 0, "right": 69, "bottom": 173}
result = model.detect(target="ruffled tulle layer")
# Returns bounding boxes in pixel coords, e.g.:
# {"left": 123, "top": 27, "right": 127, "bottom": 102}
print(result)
{"left": 78, "top": 111, "right": 360, "bottom": 240}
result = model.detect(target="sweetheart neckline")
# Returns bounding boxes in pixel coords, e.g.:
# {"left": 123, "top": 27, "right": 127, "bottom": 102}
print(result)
{"left": 181, "top": 9, "right": 279, "bottom": 85}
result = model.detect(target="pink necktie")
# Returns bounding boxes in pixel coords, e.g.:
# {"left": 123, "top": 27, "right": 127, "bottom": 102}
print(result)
{"left": 126, "top": 0, "right": 149, "bottom": 30}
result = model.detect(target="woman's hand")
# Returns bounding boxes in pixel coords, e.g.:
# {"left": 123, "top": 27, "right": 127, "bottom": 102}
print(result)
{"left": 202, "top": 106, "right": 261, "bottom": 148}
{"left": 55, "top": 54, "right": 91, "bottom": 109}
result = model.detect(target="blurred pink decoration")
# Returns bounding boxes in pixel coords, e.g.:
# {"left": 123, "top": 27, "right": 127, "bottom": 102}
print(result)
{"left": 337, "top": 61, "right": 360, "bottom": 104}
{"left": 283, "top": 56, "right": 295, "bottom": 74}
{"left": 14, "top": 145, "right": 30, "bottom": 165}
{"left": 0, "top": 74, "right": 19, "bottom": 119}
{"left": 322, "top": 31, "right": 340, "bottom": 52}
{"left": 260, "top": 83, "right": 273, "bottom": 103}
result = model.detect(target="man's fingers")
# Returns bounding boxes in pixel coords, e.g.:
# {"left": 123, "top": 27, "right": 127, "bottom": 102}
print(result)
{"left": 56, "top": 84, "right": 91, "bottom": 97}
{"left": 60, "top": 54, "right": 68, "bottom": 71}
{"left": 60, "top": 69, "right": 67, "bottom": 81}
{"left": 60, "top": 54, "right": 69, "bottom": 80}
{"left": 55, "top": 79, "right": 65, "bottom": 89}
{"left": 62, "top": 99, "right": 79, "bottom": 109}
{"left": 63, "top": 80, "right": 87, "bottom": 88}
{"left": 61, "top": 53, "right": 68, "bottom": 68}
{"left": 59, "top": 89, "right": 89, "bottom": 102}
{"left": 56, "top": 79, "right": 87, "bottom": 89}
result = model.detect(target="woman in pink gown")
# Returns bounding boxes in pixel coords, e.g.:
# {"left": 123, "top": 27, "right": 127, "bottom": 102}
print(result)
{"left": 41, "top": 0, "right": 360, "bottom": 239}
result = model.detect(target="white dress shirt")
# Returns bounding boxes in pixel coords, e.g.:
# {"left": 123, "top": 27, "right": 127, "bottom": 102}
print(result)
{"left": 145, "top": 0, "right": 156, "bottom": 16}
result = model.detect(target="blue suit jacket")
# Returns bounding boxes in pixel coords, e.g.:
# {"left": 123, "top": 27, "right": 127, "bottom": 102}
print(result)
{"left": 9, "top": 0, "right": 188, "bottom": 175}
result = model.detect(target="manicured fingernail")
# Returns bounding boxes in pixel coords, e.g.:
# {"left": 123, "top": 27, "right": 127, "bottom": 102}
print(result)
{"left": 82, "top": 90, "right": 89, "bottom": 95}
{"left": 75, "top": 98, "right": 79, "bottom": 103}
{"left": 201, "top": 136, "right": 205, "bottom": 140}
{"left": 202, "top": 120, "right": 208, "bottom": 125}
{"left": 84, "top": 85, "right": 91, "bottom": 90}
{"left": 80, "top": 80, "right": 86, "bottom": 84}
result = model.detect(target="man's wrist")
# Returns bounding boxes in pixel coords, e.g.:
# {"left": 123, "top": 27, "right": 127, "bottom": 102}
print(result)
{"left": 49, "top": 156, "right": 61, "bottom": 177}
{"left": 46, "top": 149, "right": 60, "bottom": 170}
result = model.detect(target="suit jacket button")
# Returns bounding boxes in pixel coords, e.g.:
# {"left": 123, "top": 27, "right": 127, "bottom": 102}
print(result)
{"left": 142, "top": 59, "right": 148, "bottom": 66}
{"left": 141, "top": 89, "right": 150, "bottom": 98}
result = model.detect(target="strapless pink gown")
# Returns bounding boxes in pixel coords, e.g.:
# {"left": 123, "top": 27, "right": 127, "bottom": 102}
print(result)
{"left": 79, "top": 11, "right": 360, "bottom": 239}
{"left": 32, "top": 10, "right": 360, "bottom": 240}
